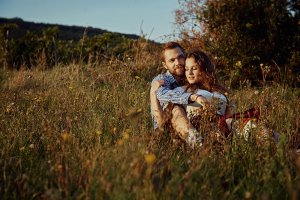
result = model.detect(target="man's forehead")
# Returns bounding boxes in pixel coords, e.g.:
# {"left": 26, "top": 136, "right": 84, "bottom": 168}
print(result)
{"left": 164, "top": 48, "right": 184, "bottom": 58}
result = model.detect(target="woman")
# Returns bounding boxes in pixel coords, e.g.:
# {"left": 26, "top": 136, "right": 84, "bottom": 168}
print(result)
{"left": 181, "top": 49, "right": 231, "bottom": 136}
{"left": 183, "top": 50, "right": 267, "bottom": 143}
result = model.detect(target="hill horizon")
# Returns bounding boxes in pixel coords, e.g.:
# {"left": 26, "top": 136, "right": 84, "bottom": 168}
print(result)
{"left": 0, "top": 17, "right": 141, "bottom": 41}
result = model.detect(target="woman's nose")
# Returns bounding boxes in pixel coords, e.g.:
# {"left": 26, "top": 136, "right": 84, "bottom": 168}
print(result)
{"left": 188, "top": 69, "right": 193, "bottom": 75}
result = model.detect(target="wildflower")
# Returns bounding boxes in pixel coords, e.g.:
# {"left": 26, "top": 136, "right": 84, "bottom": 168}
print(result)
{"left": 245, "top": 191, "right": 251, "bottom": 199}
{"left": 122, "top": 130, "right": 130, "bottom": 140}
{"left": 34, "top": 96, "right": 41, "bottom": 102}
{"left": 235, "top": 61, "right": 242, "bottom": 68}
{"left": 29, "top": 144, "right": 34, "bottom": 149}
{"left": 264, "top": 65, "right": 271, "bottom": 73}
{"left": 112, "top": 127, "right": 117, "bottom": 134}
{"left": 96, "top": 130, "right": 102, "bottom": 136}
{"left": 20, "top": 146, "right": 25, "bottom": 151}
{"left": 136, "top": 108, "right": 142, "bottom": 113}
{"left": 6, "top": 102, "right": 15, "bottom": 113}
{"left": 245, "top": 23, "right": 253, "bottom": 29}
{"left": 254, "top": 90, "right": 259, "bottom": 95}
{"left": 117, "top": 139, "right": 124, "bottom": 146}
{"left": 62, "top": 132, "right": 70, "bottom": 142}
{"left": 135, "top": 76, "right": 141, "bottom": 80}
{"left": 123, "top": 132, "right": 129, "bottom": 140}
{"left": 144, "top": 153, "right": 156, "bottom": 165}
{"left": 126, "top": 108, "right": 143, "bottom": 118}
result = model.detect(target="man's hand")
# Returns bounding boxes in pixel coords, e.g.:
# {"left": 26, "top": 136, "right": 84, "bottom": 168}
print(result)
{"left": 190, "top": 94, "right": 210, "bottom": 110}
{"left": 150, "top": 80, "right": 165, "bottom": 94}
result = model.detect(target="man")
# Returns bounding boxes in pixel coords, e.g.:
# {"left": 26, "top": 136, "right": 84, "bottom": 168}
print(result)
{"left": 150, "top": 42, "right": 206, "bottom": 148}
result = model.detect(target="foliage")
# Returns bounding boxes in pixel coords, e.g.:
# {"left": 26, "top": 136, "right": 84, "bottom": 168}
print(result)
{"left": 176, "top": 0, "right": 300, "bottom": 87}
{"left": 0, "top": 23, "right": 18, "bottom": 69}
{"left": 0, "top": 18, "right": 157, "bottom": 70}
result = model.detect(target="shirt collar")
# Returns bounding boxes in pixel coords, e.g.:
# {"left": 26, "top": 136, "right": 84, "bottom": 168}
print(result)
{"left": 166, "top": 70, "right": 177, "bottom": 84}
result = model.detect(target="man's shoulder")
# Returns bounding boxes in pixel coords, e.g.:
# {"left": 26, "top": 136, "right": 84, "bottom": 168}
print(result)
{"left": 152, "top": 71, "right": 174, "bottom": 83}
{"left": 152, "top": 72, "right": 167, "bottom": 79}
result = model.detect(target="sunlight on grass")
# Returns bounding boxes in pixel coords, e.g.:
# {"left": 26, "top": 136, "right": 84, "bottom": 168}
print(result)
{"left": 0, "top": 62, "right": 299, "bottom": 199}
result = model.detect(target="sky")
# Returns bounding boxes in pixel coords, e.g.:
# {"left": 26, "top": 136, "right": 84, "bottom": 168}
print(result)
{"left": 0, "top": 0, "right": 181, "bottom": 42}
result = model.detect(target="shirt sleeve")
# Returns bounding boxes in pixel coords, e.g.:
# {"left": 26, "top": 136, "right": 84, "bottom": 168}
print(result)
{"left": 151, "top": 75, "right": 192, "bottom": 105}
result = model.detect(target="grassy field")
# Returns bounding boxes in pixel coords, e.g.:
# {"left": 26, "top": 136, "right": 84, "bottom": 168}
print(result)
{"left": 0, "top": 60, "right": 300, "bottom": 199}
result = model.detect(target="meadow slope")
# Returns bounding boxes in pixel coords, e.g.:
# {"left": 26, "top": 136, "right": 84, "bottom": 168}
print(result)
{"left": 0, "top": 62, "right": 300, "bottom": 199}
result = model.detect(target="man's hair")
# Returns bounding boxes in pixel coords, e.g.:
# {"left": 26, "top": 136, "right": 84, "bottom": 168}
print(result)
{"left": 160, "top": 42, "right": 185, "bottom": 62}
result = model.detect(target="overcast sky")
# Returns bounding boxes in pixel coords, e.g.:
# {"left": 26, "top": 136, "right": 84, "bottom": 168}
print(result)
{"left": 0, "top": 0, "right": 181, "bottom": 42}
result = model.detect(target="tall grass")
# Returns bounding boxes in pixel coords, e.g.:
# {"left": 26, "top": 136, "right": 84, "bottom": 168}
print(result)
{"left": 0, "top": 57, "right": 299, "bottom": 199}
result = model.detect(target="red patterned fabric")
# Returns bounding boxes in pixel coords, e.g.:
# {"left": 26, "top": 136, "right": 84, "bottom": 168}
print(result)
{"left": 217, "top": 108, "right": 260, "bottom": 138}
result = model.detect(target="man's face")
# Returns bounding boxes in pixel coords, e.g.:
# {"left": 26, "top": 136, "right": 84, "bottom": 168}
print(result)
{"left": 162, "top": 47, "right": 185, "bottom": 77}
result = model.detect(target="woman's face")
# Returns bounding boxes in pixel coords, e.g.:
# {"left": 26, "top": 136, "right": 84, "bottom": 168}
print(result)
{"left": 185, "top": 57, "right": 203, "bottom": 84}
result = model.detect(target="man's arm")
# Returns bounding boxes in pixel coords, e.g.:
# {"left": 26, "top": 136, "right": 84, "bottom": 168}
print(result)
{"left": 151, "top": 75, "right": 192, "bottom": 105}
{"left": 151, "top": 74, "right": 208, "bottom": 106}
{"left": 156, "top": 86, "right": 192, "bottom": 105}
{"left": 155, "top": 84, "right": 205, "bottom": 105}
{"left": 150, "top": 80, "right": 165, "bottom": 129}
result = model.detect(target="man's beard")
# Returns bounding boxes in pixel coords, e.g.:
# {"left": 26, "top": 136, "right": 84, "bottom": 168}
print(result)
{"left": 174, "top": 65, "right": 185, "bottom": 76}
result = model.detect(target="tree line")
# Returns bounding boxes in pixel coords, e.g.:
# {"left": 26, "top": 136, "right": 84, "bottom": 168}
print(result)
{"left": 176, "top": 0, "right": 299, "bottom": 86}
{"left": 0, "top": 18, "right": 143, "bottom": 70}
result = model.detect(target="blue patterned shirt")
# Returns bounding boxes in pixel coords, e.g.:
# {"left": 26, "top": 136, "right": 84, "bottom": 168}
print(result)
{"left": 150, "top": 71, "right": 192, "bottom": 130}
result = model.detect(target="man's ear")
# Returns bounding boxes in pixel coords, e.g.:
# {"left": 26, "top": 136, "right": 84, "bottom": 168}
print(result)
{"left": 162, "top": 62, "right": 167, "bottom": 69}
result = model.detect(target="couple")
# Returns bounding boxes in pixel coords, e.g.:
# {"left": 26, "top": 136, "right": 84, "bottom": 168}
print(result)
{"left": 150, "top": 42, "right": 231, "bottom": 148}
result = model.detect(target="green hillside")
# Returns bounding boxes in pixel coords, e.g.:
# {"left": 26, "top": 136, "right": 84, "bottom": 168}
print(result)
{"left": 0, "top": 17, "right": 140, "bottom": 41}
{"left": 0, "top": 17, "right": 156, "bottom": 70}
